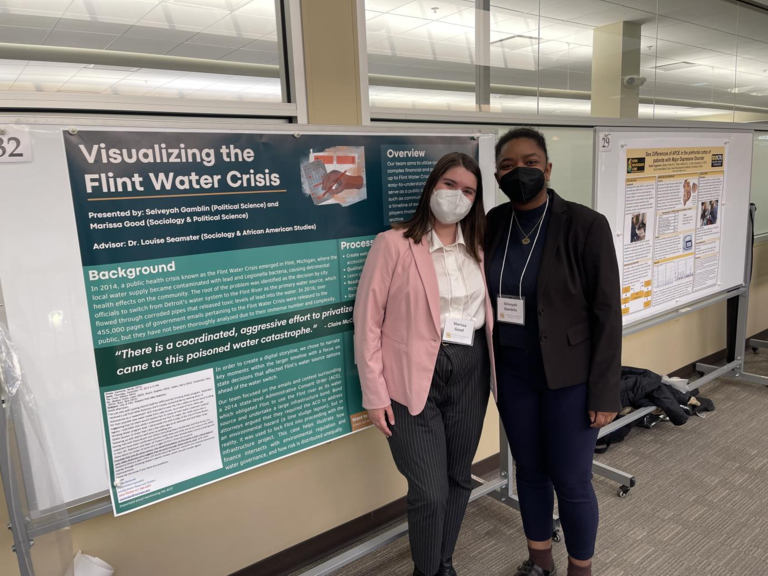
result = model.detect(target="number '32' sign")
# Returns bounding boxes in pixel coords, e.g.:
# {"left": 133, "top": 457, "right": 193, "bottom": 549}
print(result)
{"left": 0, "top": 126, "right": 32, "bottom": 163}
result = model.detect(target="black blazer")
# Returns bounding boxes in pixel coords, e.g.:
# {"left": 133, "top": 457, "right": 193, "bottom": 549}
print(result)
{"left": 485, "top": 190, "right": 622, "bottom": 413}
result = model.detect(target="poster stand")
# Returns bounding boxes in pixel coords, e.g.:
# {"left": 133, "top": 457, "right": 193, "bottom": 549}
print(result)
{"left": 0, "top": 124, "right": 761, "bottom": 576}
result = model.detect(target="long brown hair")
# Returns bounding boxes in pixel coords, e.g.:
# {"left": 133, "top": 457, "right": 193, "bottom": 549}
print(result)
{"left": 394, "top": 152, "right": 485, "bottom": 262}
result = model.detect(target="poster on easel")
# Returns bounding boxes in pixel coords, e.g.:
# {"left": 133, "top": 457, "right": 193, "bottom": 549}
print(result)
{"left": 619, "top": 146, "right": 725, "bottom": 318}
{"left": 61, "top": 129, "right": 477, "bottom": 515}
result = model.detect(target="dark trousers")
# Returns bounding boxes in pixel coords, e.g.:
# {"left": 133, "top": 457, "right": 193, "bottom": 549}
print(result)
{"left": 388, "top": 330, "right": 490, "bottom": 575}
{"left": 496, "top": 350, "right": 600, "bottom": 561}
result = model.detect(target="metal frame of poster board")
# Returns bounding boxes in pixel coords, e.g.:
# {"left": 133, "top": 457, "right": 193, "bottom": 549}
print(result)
{"left": 588, "top": 127, "right": 764, "bottom": 496}
{"left": 0, "top": 115, "right": 516, "bottom": 576}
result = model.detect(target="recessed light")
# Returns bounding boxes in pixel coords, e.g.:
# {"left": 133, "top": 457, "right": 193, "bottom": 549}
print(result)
{"left": 491, "top": 34, "right": 541, "bottom": 45}
{"left": 653, "top": 62, "right": 697, "bottom": 72}
{"left": 85, "top": 64, "right": 141, "bottom": 73}
{"left": 728, "top": 86, "right": 756, "bottom": 93}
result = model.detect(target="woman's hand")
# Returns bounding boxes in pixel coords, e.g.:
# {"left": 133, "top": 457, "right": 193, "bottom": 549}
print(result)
{"left": 588, "top": 410, "right": 617, "bottom": 428}
{"left": 368, "top": 405, "right": 395, "bottom": 437}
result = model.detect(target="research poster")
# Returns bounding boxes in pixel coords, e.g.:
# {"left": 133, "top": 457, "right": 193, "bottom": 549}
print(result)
{"left": 62, "top": 129, "right": 477, "bottom": 515}
{"left": 621, "top": 146, "right": 725, "bottom": 317}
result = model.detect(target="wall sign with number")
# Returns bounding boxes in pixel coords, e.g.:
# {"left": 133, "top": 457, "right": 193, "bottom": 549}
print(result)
{"left": 0, "top": 126, "right": 33, "bottom": 163}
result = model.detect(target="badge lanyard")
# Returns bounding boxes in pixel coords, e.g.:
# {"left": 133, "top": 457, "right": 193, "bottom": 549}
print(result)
{"left": 435, "top": 230, "right": 476, "bottom": 346}
{"left": 497, "top": 194, "right": 549, "bottom": 325}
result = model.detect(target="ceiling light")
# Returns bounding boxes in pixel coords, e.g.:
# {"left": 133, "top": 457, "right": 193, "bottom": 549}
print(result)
{"left": 653, "top": 62, "right": 697, "bottom": 72}
{"left": 85, "top": 65, "right": 141, "bottom": 73}
{"left": 491, "top": 34, "right": 541, "bottom": 45}
{"left": 728, "top": 86, "right": 756, "bottom": 93}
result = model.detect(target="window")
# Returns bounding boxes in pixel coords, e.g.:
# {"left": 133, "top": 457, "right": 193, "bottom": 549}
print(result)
{"left": 0, "top": 0, "right": 291, "bottom": 113}
{"left": 365, "top": 0, "right": 768, "bottom": 122}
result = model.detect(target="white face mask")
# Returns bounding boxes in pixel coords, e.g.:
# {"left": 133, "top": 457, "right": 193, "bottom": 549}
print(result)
{"left": 429, "top": 188, "right": 474, "bottom": 225}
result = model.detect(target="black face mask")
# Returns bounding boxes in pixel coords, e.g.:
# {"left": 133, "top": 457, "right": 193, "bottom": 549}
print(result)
{"left": 499, "top": 167, "right": 546, "bottom": 204}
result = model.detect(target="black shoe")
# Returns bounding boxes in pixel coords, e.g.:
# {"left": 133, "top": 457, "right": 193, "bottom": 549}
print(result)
{"left": 514, "top": 559, "right": 557, "bottom": 576}
{"left": 413, "top": 567, "right": 431, "bottom": 576}
{"left": 436, "top": 557, "right": 458, "bottom": 576}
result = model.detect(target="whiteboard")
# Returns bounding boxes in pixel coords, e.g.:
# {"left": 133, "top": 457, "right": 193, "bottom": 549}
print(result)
{"left": 594, "top": 129, "right": 753, "bottom": 327}
{"left": 0, "top": 119, "right": 496, "bottom": 511}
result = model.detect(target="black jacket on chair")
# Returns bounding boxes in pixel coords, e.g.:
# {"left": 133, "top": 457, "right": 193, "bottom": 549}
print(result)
{"left": 485, "top": 190, "right": 622, "bottom": 413}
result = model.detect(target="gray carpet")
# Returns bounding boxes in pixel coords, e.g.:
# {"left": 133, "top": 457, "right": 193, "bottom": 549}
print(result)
{"left": 293, "top": 355, "right": 768, "bottom": 575}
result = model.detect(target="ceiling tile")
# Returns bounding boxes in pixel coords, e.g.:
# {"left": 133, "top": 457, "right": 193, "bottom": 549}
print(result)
{"left": 539, "top": 22, "right": 594, "bottom": 42}
{"left": 43, "top": 29, "right": 120, "bottom": 50}
{"left": 121, "top": 25, "right": 195, "bottom": 42}
{"left": 63, "top": 75, "right": 120, "bottom": 87}
{"left": 219, "top": 48, "right": 278, "bottom": 65}
{"left": 392, "top": 1, "right": 465, "bottom": 21}
{"left": 242, "top": 38, "right": 278, "bottom": 51}
{"left": 21, "top": 64, "right": 82, "bottom": 76}
{"left": 401, "top": 21, "right": 471, "bottom": 42}
{"left": 75, "top": 67, "right": 133, "bottom": 80}
{"left": 186, "top": 32, "right": 253, "bottom": 48}
{"left": 491, "top": 14, "right": 539, "bottom": 36}
{"left": 120, "top": 73, "right": 181, "bottom": 84}
{"left": 58, "top": 83, "right": 110, "bottom": 93}
{"left": 539, "top": 0, "right": 609, "bottom": 22}
{"left": 738, "top": 16, "right": 768, "bottom": 45}
{"left": 364, "top": 0, "right": 413, "bottom": 12}
{"left": 166, "top": 43, "right": 236, "bottom": 59}
{"left": 203, "top": 14, "right": 275, "bottom": 38}
{"left": 0, "top": 13, "right": 58, "bottom": 29}
{"left": 439, "top": 7, "right": 475, "bottom": 27}
{"left": 0, "top": 63, "right": 25, "bottom": 74}
{"left": 366, "top": 14, "right": 427, "bottom": 36}
{"left": 64, "top": 0, "right": 160, "bottom": 25}
{"left": 232, "top": 0, "right": 277, "bottom": 19}
{"left": 10, "top": 81, "right": 68, "bottom": 91}
{"left": 0, "top": 0, "right": 72, "bottom": 18}
{"left": 174, "top": 0, "right": 252, "bottom": 11}
{"left": 106, "top": 36, "right": 184, "bottom": 54}
{"left": 53, "top": 18, "right": 131, "bottom": 35}
{"left": 573, "top": 6, "right": 656, "bottom": 27}
{"left": 138, "top": 4, "right": 229, "bottom": 32}
{"left": 161, "top": 75, "right": 220, "bottom": 89}
{"left": 0, "top": 25, "right": 50, "bottom": 44}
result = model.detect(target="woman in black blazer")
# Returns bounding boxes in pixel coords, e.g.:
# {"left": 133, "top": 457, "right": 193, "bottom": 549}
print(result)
{"left": 485, "top": 128, "right": 622, "bottom": 576}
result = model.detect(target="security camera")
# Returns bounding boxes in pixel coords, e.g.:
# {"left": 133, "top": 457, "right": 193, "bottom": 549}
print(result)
{"left": 623, "top": 75, "right": 647, "bottom": 89}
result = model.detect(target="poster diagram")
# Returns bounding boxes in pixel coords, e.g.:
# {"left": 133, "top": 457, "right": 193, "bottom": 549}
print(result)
{"left": 621, "top": 146, "right": 725, "bottom": 317}
{"left": 62, "top": 130, "right": 476, "bottom": 514}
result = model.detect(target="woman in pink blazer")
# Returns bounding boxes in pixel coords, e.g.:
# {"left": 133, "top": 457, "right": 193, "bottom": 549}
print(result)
{"left": 354, "top": 153, "right": 495, "bottom": 576}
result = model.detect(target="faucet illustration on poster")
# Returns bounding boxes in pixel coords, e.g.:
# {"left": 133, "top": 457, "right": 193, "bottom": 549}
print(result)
{"left": 300, "top": 146, "right": 367, "bottom": 207}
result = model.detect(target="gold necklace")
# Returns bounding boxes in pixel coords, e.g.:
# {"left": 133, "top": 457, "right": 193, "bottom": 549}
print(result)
{"left": 513, "top": 211, "right": 546, "bottom": 245}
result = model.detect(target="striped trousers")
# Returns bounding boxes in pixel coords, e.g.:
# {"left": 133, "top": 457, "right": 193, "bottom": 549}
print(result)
{"left": 388, "top": 330, "right": 490, "bottom": 575}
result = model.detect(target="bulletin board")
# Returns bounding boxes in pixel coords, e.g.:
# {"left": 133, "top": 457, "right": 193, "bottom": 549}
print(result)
{"left": 0, "top": 119, "right": 496, "bottom": 516}
{"left": 594, "top": 128, "right": 753, "bottom": 327}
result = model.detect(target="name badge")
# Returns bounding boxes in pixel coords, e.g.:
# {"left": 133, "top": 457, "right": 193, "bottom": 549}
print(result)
{"left": 442, "top": 317, "right": 476, "bottom": 346}
{"left": 497, "top": 295, "right": 525, "bottom": 325}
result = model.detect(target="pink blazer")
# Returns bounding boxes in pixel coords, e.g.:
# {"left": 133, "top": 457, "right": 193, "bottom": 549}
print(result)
{"left": 354, "top": 228, "right": 497, "bottom": 416}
